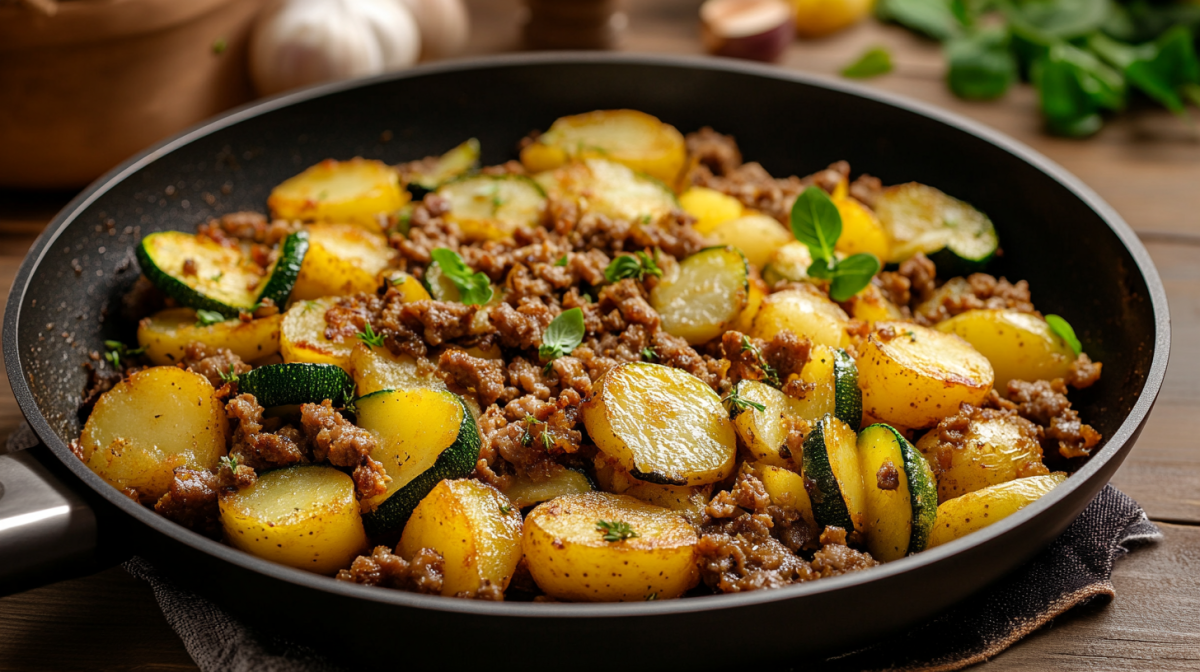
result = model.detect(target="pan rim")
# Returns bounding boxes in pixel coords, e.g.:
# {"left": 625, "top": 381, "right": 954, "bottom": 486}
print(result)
{"left": 3, "top": 51, "right": 1171, "bottom": 618}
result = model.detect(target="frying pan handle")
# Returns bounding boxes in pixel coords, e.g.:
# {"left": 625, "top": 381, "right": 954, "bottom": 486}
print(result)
{"left": 0, "top": 445, "right": 100, "bottom": 596}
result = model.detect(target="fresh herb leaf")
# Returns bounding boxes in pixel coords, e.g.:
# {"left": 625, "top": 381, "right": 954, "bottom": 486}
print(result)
{"left": 429, "top": 248, "right": 494, "bottom": 305}
{"left": 1045, "top": 314, "right": 1082, "bottom": 355}
{"left": 842, "top": 46, "right": 894, "bottom": 79}
{"left": 1123, "top": 25, "right": 1200, "bottom": 116}
{"left": 641, "top": 347, "right": 658, "bottom": 361}
{"left": 301, "top": 300, "right": 319, "bottom": 315}
{"left": 740, "top": 335, "right": 781, "bottom": 387}
{"left": 219, "top": 454, "right": 239, "bottom": 472}
{"left": 196, "top": 309, "right": 227, "bottom": 326}
{"left": 875, "top": 0, "right": 961, "bottom": 41}
{"left": 1004, "top": 0, "right": 1110, "bottom": 43}
{"left": 209, "top": 271, "right": 224, "bottom": 282}
{"left": 828, "top": 253, "right": 883, "bottom": 302}
{"left": 539, "top": 308, "right": 585, "bottom": 362}
{"left": 603, "top": 251, "right": 662, "bottom": 283}
{"left": 554, "top": 255, "right": 569, "bottom": 267}
{"left": 212, "top": 38, "right": 227, "bottom": 55}
{"left": 790, "top": 187, "right": 841, "bottom": 263}
{"left": 356, "top": 323, "right": 386, "bottom": 348}
{"left": 1032, "top": 42, "right": 1126, "bottom": 137}
{"left": 722, "top": 385, "right": 767, "bottom": 418}
{"left": 947, "top": 28, "right": 1019, "bottom": 100}
{"left": 596, "top": 519, "right": 638, "bottom": 542}
{"left": 102, "top": 340, "right": 145, "bottom": 370}
{"left": 218, "top": 364, "right": 239, "bottom": 384}
{"left": 500, "top": 504, "right": 513, "bottom": 515}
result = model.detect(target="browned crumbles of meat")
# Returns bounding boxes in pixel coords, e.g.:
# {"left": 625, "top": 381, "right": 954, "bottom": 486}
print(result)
{"left": 181, "top": 342, "right": 252, "bottom": 389}
{"left": 1006, "top": 379, "right": 1102, "bottom": 459}
{"left": 154, "top": 468, "right": 221, "bottom": 537}
{"left": 122, "top": 275, "right": 166, "bottom": 322}
{"left": 196, "top": 211, "right": 301, "bottom": 248}
{"left": 686, "top": 126, "right": 742, "bottom": 177}
{"left": 1068, "top": 353, "right": 1103, "bottom": 389}
{"left": 914, "top": 274, "right": 1037, "bottom": 324}
{"left": 227, "top": 394, "right": 309, "bottom": 472}
{"left": 337, "top": 546, "right": 445, "bottom": 595}
{"left": 301, "top": 400, "right": 390, "bottom": 500}
{"left": 876, "top": 460, "right": 900, "bottom": 491}
{"left": 811, "top": 526, "right": 879, "bottom": 577}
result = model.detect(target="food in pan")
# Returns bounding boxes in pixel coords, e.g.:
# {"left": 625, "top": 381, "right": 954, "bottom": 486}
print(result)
{"left": 73, "top": 109, "right": 1103, "bottom": 602}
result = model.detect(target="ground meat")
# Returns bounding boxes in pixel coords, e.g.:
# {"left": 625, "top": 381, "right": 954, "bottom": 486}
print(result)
{"left": 1006, "top": 379, "right": 1102, "bottom": 459}
{"left": 227, "top": 394, "right": 309, "bottom": 472}
{"left": 181, "top": 342, "right": 252, "bottom": 388}
{"left": 197, "top": 211, "right": 301, "bottom": 247}
{"left": 692, "top": 160, "right": 849, "bottom": 224}
{"left": 154, "top": 468, "right": 221, "bottom": 537}
{"left": 763, "top": 331, "right": 812, "bottom": 390}
{"left": 810, "top": 526, "right": 879, "bottom": 577}
{"left": 898, "top": 252, "right": 939, "bottom": 307}
{"left": 300, "top": 400, "right": 389, "bottom": 499}
{"left": 336, "top": 546, "right": 445, "bottom": 595}
{"left": 78, "top": 361, "right": 122, "bottom": 420}
{"left": 440, "top": 348, "right": 510, "bottom": 407}
{"left": 849, "top": 174, "right": 883, "bottom": 208}
{"left": 122, "top": 275, "right": 166, "bottom": 322}
{"left": 915, "top": 273, "right": 1037, "bottom": 324}
{"left": 685, "top": 127, "right": 742, "bottom": 176}
{"left": 181, "top": 258, "right": 197, "bottom": 276}
{"left": 696, "top": 513, "right": 817, "bottom": 592}
{"left": 456, "top": 580, "right": 505, "bottom": 601}
{"left": 490, "top": 300, "right": 556, "bottom": 350}
{"left": 1068, "top": 353, "right": 1103, "bottom": 389}
{"left": 876, "top": 460, "right": 900, "bottom": 491}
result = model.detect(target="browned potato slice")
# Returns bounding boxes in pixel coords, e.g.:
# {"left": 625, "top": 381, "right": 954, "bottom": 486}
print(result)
{"left": 502, "top": 467, "right": 595, "bottom": 509}
{"left": 703, "top": 213, "right": 794, "bottom": 269}
{"left": 927, "top": 473, "right": 1067, "bottom": 548}
{"left": 593, "top": 454, "right": 712, "bottom": 520}
{"left": 398, "top": 479, "right": 524, "bottom": 596}
{"left": 268, "top": 157, "right": 407, "bottom": 229}
{"left": 79, "top": 367, "right": 227, "bottom": 504}
{"left": 290, "top": 223, "right": 396, "bottom": 301}
{"left": 520, "top": 109, "right": 687, "bottom": 185}
{"left": 751, "top": 463, "right": 820, "bottom": 543}
{"left": 523, "top": 492, "right": 699, "bottom": 601}
{"left": 220, "top": 465, "right": 367, "bottom": 574}
{"left": 751, "top": 284, "right": 851, "bottom": 348}
{"left": 857, "top": 322, "right": 994, "bottom": 429}
{"left": 935, "top": 309, "right": 1077, "bottom": 392}
{"left": 280, "top": 297, "right": 354, "bottom": 370}
{"left": 582, "top": 362, "right": 736, "bottom": 486}
{"left": 916, "top": 411, "right": 1049, "bottom": 503}
{"left": 138, "top": 308, "right": 281, "bottom": 366}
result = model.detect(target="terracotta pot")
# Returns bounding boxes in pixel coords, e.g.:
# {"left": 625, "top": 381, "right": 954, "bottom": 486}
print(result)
{"left": 0, "top": 0, "right": 269, "bottom": 189}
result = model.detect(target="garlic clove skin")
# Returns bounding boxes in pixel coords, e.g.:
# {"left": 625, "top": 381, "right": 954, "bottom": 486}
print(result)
{"left": 250, "top": 0, "right": 422, "bottom": 97}
{"left": 399, "top": 0, "right": 470, "bottom": 60}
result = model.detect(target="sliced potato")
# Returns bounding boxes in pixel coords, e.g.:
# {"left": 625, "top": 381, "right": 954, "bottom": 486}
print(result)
{"left": 751, "top": 463, "right": 819, "bottom": 543}
{"left": 857, "top": 322, "right": 994, "bottom": 429}
{"left": 731, "top": 380, "right": 801, "bottom": 468}
{"left": 438, "top": 175, "right": 548, "bottom": 241}
{"left": 679, "top": 186, "right": 744, "bottom": 233}
{"left": 926, "top": 473, "right": 1067, "bottom": 548}
{"left": 762, "top": 240, "right": 813, "bottom": 286}
{"left": 935, "top": 309, "right": 1076, "bottom": 392}
{"left": 220, "top": 465, "right": 367, "bottom": 574}
{"left": 398, "top": 479, "right": 524, "bottom": 596}
{"left": 582, "top": 362, "right": 736, "bottom": 486}
{"left": 593, "top": 454, "right": 712, "bottom": 519}
{"left": 523, "top": 492, "right": 699, "bottom": 601}
{"left": 704, "top": 213, "right": 795, "bottom": 269}
{"left": 290, "top": 223, "right": 395, "bottom": 301}
{"left": 350, "top": 343, "right": 444, "bottom": 395}
{"left": 833, "top": 195, "right": 890, "bottom": 261}
{"left": 751, "top": 284, "right": 851, "bottom": 348}
{"left": 268, "top": 158, "right": 408, "bottom": 229}
{"left": 844, "top": 283, "right": 904, "bottom": 324}
{"left": 534, "top": 158, "right": 678, "bottom": 225}
{"left": 916, "top": 411, "right": 1050, "bottom": 503}
{"left": 502, "top": 467, "right": 594, "bottom": 509}
{"left": 280, "top": 296, "right": 355, "bottom": 370}
{"left": 380, "top": 270, "right": 433, "bottom": 303}
{"left": 650, "top": 246, "right": 749, "bottom": 345}
{"left": 79, "top": 367, "right": 227, "bottom": 504}
{"left": 520, "top": 109, "right": 687, "bottom": 185}
{"left": 138, "top": 308, "right": 281, "bottom": 366}
{"left": 733, "top": 275, "right": 768, "bottom": 333}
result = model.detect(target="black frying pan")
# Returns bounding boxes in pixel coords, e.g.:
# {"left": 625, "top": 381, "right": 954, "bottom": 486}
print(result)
{"left": 0, "top": 53, "right": 1170, "bottom": 670}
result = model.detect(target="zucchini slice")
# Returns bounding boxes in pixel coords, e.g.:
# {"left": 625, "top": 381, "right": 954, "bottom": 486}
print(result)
{"left": 534, "top": 158, "right": 678, "bottom": 225}
{"left": 857, "top": 424, "right": 938, "bottom": 561}
{"left": 785, "top": 345, "right": 862, "bottom": 428}
{"left": 650, "top": 246, "right": 749, "bottom": 345}
{"left": 801, "top": 414, "right": 866, "bottom": 533}
{"left": 356, "top": 388, "right": 481, "bottom": 535}
{"left": 136, "top": 230, "right": 309, "bottom": 317}
{"left": 437, "top": 174, "right": 547, "bottom": 241}
{"left": 730, "top": 380, "right": 800, "bottom": 468}
{"left": 874, "top": 182, "right": 999, "bottom": 274}
{"left": 406, "top": 138, "right": 481, "bottom": 194}
{"left": 236, "top": 363, "right": 355, "bottom": 408}
{"left": 502, "top": 468, "right": 595, "bottom": 509}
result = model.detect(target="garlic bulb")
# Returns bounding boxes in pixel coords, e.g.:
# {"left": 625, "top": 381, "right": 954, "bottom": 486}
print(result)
{"left": 399, "top": 0, "right": 469, "bottom": 60}
{"left": 250, "top": 0, "right": 421, "bottom": 96}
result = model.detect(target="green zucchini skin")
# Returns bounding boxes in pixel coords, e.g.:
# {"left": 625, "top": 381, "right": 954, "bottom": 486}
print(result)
{"left": 256, "top": 230, "right": 309, "bottom": 308}
{"left": 361, "top": 393, "right": 481, "bottom": 536}
{"left": 136, "top": 229, "right": 309, "bottom": 317}
{"left": 927, "top": 245, "right": 996, "bottom": 279}
{"left": 236, "top": 362, "right": 353, "bottom": 408}
{"left": 896, "top": 428, "right": 938, "bottom": 553}
{"left": 832, "top": 348, "right": 862, "bottom": 429}
{"left": 801, "top": 415, "right": 855, "bottom": 531}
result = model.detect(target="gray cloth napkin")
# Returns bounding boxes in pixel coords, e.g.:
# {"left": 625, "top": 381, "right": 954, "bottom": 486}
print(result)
{"left": 123, "top": 484, "right": 1160, "bottom": 672}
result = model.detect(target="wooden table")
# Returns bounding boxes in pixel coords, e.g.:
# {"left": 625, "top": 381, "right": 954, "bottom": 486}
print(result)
{"left": 1, "top": 1, "right": 1198, "bottom": 669}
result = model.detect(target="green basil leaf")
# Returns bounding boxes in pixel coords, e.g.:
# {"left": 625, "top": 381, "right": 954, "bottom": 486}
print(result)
{"left": 790, "top": 186, "right": 841, "bottom": 262}
{"left": 539, "top": 307, "right": 585, "bottom": 362}
{"left": 195, "top": 309, "right": 227, "bottom": 326}
{"left": 604, "top": 251, "right": 661, "bottom": 283}
{"left": 806, "top": 259, "right": 835, "bottom": 280}
{"left": 1124, "top": 25, "right": 1200, "bottom": 115}
{"left": 429, "top": 248, "right": 494, "bottom": 305}
{"left": 947, "top": 28, "right": 1019, "bottom": 100}
{"left": 876, "top": 0, "right": 961, "bottom": 41}
{"left": 828, "top": 253, "right": 882, "bottom": 302}
{"left": 1045, "top": 314, "right": 1082, "bottom": 355}
{"left": 1005, "top": 0, "right": 1110, "bottom": 41}
{"left": 1033, "top": 42, "right": 1125, "bottom": 137}
{"left": 842, "top": 47, "right": 894, "bottom": 79}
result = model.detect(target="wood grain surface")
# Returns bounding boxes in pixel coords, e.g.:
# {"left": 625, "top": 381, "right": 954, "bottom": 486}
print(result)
{"left": 1, "top": 1, "right": 1198, "bottom": 669}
